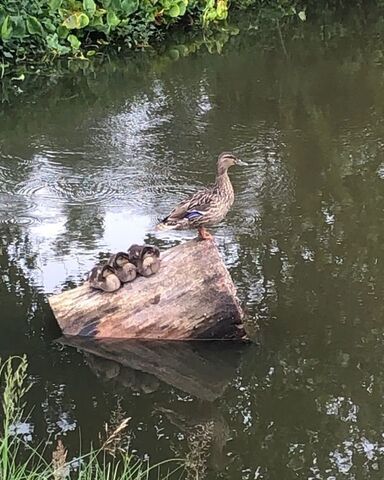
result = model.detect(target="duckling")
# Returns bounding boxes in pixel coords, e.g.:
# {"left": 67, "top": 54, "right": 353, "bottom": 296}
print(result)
{"left": 127, "top": 244, "right": 143, "bottom": 267}
{"left": 88, "top": 265, "right": 121, "bottom": 292}
{"left": 139, "top": 246, "right": 161, "bottom": 277}
{"left": 107, "top": 252, "right": 137, "bottom": 283}
{"left": 127, "top": 244, "right": 161, "bottom": 277}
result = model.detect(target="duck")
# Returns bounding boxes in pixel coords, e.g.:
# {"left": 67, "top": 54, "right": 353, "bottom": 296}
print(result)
{"left": 88, "top": 265, "right": 121, "bottom": 292}
{"left": 107, "top": 252, "right": 137, "bottom": 283}
{"left": 127, "top": 244, "right": 144, "bottom": 267}
{"left": 156, "top": 152, "right": 247, "bottom": 240}
{"left": 127, "top": 244, "right": 161, "bottom": 277}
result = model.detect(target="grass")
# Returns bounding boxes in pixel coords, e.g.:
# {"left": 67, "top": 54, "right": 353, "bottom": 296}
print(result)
{"left": 0, "top": 356, "right": 185, "bottom": 480}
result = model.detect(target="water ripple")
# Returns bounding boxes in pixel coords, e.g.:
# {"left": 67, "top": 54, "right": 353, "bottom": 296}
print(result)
{"left": 0, "top": 192, "right": 39, "bottom": 226}
{"left": 51, "top": 177, "right": 118, "bottom": 205}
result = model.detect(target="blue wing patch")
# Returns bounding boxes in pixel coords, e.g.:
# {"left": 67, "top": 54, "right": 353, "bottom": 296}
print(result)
{"left": 184, "top": 210, "right": 204, "bottom": 220}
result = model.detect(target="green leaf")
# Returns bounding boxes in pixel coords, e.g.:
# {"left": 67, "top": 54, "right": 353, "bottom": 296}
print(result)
{"left": 77, "top": 12, "right": 90, "bottom": 28}
{"left": 298, "top": 10, "right": 306, "bottom": 21}
{"left": 178, "top": 2, "right": 187, "bottom": 16}
{"left": 46, "top": 32, "right": 59, "bottom": 49}
{"left": 26, "top": 16, "right": 44, "bottom": 36}
{"left": 106, "top": 11, "right": 120, "bottom": 27}
{"left": 111, "top": 0, "right": 121, "bottom": 9}
{"left": 121, "top": 0, "right": 139, "bottom": 15}
{"left": 57, "top": 25, "right": 69, "bottom": 38}
{"left": 168, "top": 5, "right": 180, "bottom": 17}
{"left": 1, "top": 16, "right": 13, "bottom": 41}
{"left": 49, "top": 0, "right": 63, "bottom": 9}
{"left": 83, "top": 0, "right": 96, "bottom": 17}
{"left": 89, "top": 16, "right": 104, "bottom": 27}
{"left": 68, "top": 34, "right": 81, "bottom": 49}
{"left": 63, "top": 12, "right": 90, "bottom": 29}
{"left": 46, "top": 32, "right": 70, "bottom": 54}
{"left": 43, "top": 18, "right": 56, "bottom": 33}
{"left": 11, "top": 16, "right": 26, "bottom": 39}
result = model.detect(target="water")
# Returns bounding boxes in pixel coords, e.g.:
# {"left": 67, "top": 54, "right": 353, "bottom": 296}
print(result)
{"left": 1, "top": 8, "right": 384, "bottom": 478}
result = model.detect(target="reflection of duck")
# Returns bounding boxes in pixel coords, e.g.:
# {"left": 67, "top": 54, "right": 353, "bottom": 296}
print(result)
{"left": 156, "top": 152, "right": 247, "bottom": 240}
{"left": 107, "top": 252, "right": 137, "bottom": 283}
{"left": 88, "top": 265, "right": 121, "bottom": 292}
{"left": 127, "top": 244, "right": 160, "bottom": 277}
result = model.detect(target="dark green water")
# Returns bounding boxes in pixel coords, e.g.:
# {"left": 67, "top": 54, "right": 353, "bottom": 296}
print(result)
{"left": 2, "top": 9, "right": 384, "bottom": 479}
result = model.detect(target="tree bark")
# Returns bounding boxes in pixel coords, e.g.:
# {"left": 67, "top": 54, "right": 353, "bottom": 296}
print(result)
{"left": 49, "top": 239, "right": 247, "bottom": 340}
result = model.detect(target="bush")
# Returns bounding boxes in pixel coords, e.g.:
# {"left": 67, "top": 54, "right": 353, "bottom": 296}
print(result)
{"left": 0, "top": 0, "right": 230, "bottom": 65}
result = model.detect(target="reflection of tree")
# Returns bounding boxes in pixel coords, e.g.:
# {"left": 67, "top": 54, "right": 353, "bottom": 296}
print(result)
{"left": 53, "top": 205, "right": 105, "bottom": 255}
{"left": 2, "top": 5, "right": 384, "bottom": 478}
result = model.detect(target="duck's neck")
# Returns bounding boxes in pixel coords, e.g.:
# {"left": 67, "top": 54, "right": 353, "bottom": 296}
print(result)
{"left": 215, "top": 168, "right": 233, "bottom": 191}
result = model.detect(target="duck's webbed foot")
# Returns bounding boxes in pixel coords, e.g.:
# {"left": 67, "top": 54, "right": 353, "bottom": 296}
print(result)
{"left": 198, "top": 226, "right": 214, "bottom": 241}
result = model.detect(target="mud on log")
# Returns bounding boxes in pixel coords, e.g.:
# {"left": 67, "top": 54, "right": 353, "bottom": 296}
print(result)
{"left": 49, "top": 239, "right": 247, "bottom": 340}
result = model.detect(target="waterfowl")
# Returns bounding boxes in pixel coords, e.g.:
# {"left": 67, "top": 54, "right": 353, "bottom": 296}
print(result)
{"left": 88, "top": 265, "right": 121, "bottom": 292}
{"left": 127, "top": 244, "right": 161, "bottom": 277}
{"left": 107, "top": 252, "right": 137, "bottom": 283}
{"left": 127, "top": 244, "right": 143, "bottom": 267}
{"left": 156, "top": 152, "right": 247, "bottom": 240}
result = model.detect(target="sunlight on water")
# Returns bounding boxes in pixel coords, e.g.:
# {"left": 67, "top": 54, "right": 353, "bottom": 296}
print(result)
{"left": 2, "top": 9, "right": 384, "bottom": 479}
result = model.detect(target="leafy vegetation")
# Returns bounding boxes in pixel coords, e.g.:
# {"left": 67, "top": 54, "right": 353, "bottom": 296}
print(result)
{"left": 0, "top": 1, "right": 230, "bottom": 71}
{"left": 0, "top": 0, "right": 315, "bottom": 77}
{"left": 0, "top": 355, "right": 185, "bottom": 480}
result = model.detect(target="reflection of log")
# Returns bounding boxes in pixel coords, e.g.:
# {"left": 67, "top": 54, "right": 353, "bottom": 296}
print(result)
{"left": 49, "top": 240, "right": 247, "bottom": 340}
{"left": 58, "top": 336, "right": 245, "bottom": 402}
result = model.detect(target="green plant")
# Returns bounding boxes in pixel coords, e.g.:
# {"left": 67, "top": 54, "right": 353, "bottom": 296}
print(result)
{"left": 0, "top": 355, "right": 185, "bottom": 480}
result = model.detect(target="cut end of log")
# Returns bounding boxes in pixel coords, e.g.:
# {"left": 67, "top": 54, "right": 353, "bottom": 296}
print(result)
{"left": 49, "top": 239, "right": 248, "bottom": 341}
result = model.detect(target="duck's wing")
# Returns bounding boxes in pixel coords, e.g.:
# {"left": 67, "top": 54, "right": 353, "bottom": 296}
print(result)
{"left": 164, "top": 187, "right": 217, "bottom": 223}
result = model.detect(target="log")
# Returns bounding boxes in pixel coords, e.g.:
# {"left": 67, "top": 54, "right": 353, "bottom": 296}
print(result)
{"left": 58, "top": 336, "right": 246, "bottom": 401}
{"left": 49, "top": 239, "right": 247, "bottom": 340}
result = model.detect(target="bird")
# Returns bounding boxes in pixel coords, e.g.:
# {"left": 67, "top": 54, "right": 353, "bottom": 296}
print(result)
{"left": 127, "top": 244, "right": 161, "bottom": 277}
{"left": 88, "top": 265, "right": 121, "bottom": 292}
{"left": 156, "top": 152, "right": 247, "bottom": 240}
{"left": 107, "top": 252, "right": 137, "bottom": 283}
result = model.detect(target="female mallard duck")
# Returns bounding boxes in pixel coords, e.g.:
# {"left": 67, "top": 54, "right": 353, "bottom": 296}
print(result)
{"left": 128, "top": 244, "right": 161, "bottom": 277}
{"left": 156, "top": 152, "right": 247, "bottom": 240}
{"left": 88, "top": 265, "right": 121, "bottom": 292}
{"left": 107, "top": 252, "right": 137, "bottom": 283}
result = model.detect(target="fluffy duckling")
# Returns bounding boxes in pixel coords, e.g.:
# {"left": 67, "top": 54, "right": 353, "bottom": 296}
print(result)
{"left": 88, "top": 265, "right": 121, "bottom": 292}
{"left": 126, "top": 244, "right": 143, "bottom": 267}
{"left": 128, "top": 244, "right": 161, "bottom": 277}
{"left": 107, "top": 252, "right": 137, "bottom": 283}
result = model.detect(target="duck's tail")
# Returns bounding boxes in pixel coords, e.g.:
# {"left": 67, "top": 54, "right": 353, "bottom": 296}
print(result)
{"left": 155, "top": 218, "right": 177, "bottom": 231}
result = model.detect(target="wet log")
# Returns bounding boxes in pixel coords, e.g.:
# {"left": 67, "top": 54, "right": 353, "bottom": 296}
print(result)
{"left": 49, "top": 239, "right": 247, "bottom": 341}
{"left": 58, "top": 336, "right": 246, "bottom": 401}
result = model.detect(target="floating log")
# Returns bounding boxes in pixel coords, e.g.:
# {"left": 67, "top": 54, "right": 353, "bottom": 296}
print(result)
{"left": 58, "top": 336, "right": 246, "bottom": 401}
{"left": 49, "top": 239, "right": 247, "bottom": 340}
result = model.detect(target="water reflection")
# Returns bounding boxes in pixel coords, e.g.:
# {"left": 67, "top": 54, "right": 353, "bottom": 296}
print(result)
{"left": 2, "top": 7, "right": 384, "bottom": 479}
{"left": 58, "top": 337, "right": 245, "bottom": 402}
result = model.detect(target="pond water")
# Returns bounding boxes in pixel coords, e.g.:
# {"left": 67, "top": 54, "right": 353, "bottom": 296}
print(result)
{"left": 1, "top": 8, "right": 384, "bottom": 479}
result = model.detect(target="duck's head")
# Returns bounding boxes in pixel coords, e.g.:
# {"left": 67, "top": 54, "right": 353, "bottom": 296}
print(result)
{"left": 101, "top": 265, "right": 117, "bottom": 278}
{"left": 217, "top": 152, "right": 247, "bottom": 174}
{"left": 113, "top": 252, "right": 131, "bottom": 267}
{"left": 141, "top": 245, "right": 160, "bottom": 258}
{"left": 127, "top": 244, "right": 143, "bottom": 265}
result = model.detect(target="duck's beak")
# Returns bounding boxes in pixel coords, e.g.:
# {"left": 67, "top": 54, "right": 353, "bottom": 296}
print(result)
{"left": 235, "top": 158, "right": 248, "bottom": 166}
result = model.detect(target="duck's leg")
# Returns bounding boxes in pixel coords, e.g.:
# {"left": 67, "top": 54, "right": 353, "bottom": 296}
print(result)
{"left": 198, "top": 226, "right": 213, "bottom": 240}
